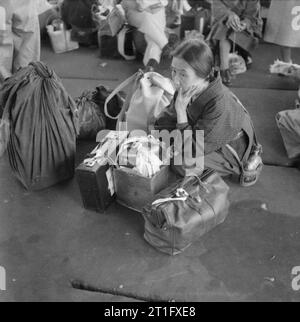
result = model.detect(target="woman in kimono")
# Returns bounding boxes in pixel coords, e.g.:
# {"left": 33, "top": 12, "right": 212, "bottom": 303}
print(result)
{"left": 121, "top": 0, "right": 169, "bottom": 69}
{"left": 0, "top": 0, "right": 40, "bottom": 83}
{"left": 154, "top": 38, "right": 263, "bottom": 186}
{"left": 264, "top": 0, "right": 300, "bottom": 64}
{"left": 209, "top": 0, "right": 263, "bottom": 85}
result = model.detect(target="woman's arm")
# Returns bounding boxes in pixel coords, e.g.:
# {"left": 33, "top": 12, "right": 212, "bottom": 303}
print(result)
{"left": 212, "top": 0, "right": 242, "bottom": 31}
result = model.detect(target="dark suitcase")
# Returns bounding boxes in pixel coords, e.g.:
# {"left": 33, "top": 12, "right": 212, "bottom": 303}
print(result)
{"left": 76, "top": 131, "right": 128, "bottom": 212}
{"left": 76, "top": 160, "right": 115, "bottom": 213}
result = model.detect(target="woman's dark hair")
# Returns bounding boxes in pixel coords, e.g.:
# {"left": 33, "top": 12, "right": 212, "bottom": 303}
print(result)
{"left": 171, "top": 38, "right": 214, "bottom": 80}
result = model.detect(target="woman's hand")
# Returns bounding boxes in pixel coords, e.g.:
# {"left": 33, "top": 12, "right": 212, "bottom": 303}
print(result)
{"left": 226, "top": 12, "right": 241, "bottom": 32}
{"left": 175, "top": 86, "right": 200, "bottom": 124}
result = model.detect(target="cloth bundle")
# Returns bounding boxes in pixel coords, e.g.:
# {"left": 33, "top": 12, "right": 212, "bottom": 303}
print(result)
{"left": 229, "top": 53, "right": 247, "bottom": 75}
{"left": 0, "top": 62, "right": 79, "bottom": 190}
{"left": 117, "top": 136, "right": 170, "bottom": 177}
{"left": 76, "top": 90, "right": 106, "bottom": 140}
{"left": 270, "top": 60, "right": 300, "bottom": 77}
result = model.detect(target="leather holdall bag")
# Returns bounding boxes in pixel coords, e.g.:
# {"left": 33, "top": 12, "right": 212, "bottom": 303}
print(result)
{"left": 142, "top": 169, "right": 230, "bottom": 256}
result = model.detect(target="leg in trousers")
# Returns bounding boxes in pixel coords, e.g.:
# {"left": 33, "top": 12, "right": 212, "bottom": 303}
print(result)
{"left": 11, "top": 0, "right": 40, "bottom": 74}
{"left": 126, "top": 9, "right": 168, "bottom": 65}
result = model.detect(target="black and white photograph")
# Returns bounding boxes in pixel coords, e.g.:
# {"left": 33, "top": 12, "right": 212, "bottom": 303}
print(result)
{"left": 0, "top": 0, "right": 300, "bottom": 304}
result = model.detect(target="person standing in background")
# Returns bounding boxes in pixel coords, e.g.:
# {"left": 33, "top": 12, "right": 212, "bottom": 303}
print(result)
{"left": 264, "top": 0, "right": 300, "bottom": 64}
{"left": 0, "top": 0, "right": 40, "bottom": 83}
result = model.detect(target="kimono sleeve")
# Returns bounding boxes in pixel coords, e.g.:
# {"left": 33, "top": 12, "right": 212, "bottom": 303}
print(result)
{"left": 212, "top": 0, "right": 232, "bottom": 21}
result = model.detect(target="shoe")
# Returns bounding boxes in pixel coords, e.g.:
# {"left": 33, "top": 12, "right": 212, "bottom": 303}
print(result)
{"left": 220, "top": 69, "right": 232, "bottom": 86}
{"left": 144, "top": 59, "right": 159, "bottom": 72}
{"left": 245, "top": 56, "right": 253, "bottom": 70}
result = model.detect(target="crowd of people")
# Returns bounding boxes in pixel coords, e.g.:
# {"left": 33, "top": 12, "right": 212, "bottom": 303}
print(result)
{"left": 1, "top": 1, "right": 300, "bottom": 84}
{"left": 0, "top": 0, "right": 299, "bottom": 183}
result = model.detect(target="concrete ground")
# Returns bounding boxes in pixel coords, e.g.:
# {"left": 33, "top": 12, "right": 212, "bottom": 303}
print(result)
{"left": 0, "top": 40, "right": 300, "bottom": 302}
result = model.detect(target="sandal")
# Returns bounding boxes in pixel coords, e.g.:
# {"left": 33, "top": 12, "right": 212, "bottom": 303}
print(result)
{"left": 220, "top": 69, "right": 232, "bottom": 86}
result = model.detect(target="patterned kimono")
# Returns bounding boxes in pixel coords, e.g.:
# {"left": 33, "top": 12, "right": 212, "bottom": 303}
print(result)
{"left": 155, "top": 72, "right": 257, "bottom": 177}
{"left": 209, "top": 0, "right": 263, "bottom": 52}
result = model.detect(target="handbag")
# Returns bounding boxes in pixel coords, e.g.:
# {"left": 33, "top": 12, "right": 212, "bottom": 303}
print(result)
{"left": 228, "top": 30, "right": 259, "bottom": 53}
{"left": 142, "top": 170, "right": 230, "bottom": 256}
{"left": 46, "top": 20, "right": 79, "bottom": 54}
{"left": 92, "top": 85, "right": 125, "bottom": 130}
{"left": 92, "top": 4, "right": 125, "bottom": 37}
{"left": 104, "top": 71, "right": 175, "bottom": 133}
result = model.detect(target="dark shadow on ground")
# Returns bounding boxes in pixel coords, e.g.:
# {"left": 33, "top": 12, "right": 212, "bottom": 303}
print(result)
{"left": 200, "top": 200, "right": 300, "bottom": 301}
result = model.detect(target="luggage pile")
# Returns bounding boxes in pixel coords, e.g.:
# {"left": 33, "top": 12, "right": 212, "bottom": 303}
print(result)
{"left": 0, "top": 63, "right": 231, "bottom": 256}
{"left": 75, "top": 128, "right": 230, "bottom": 256}
{"left": 75, "top": 70, "right": 231, "bottom": 256}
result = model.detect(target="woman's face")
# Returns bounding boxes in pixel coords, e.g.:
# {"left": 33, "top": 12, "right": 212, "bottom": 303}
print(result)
{"left": 171, "top": 57, "right": 205, "bottom": 93}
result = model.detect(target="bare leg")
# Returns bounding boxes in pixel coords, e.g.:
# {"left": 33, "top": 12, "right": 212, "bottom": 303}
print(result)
{"left": 280, "top": 46, "right": 292, "bottom": 63}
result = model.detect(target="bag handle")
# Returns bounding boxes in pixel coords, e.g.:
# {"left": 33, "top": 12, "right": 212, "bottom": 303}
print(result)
{"left": 104, "top": 71, "right": 142, "bottom": 120}
{"left": 117, "top": 26, "right": 136, "bottom": 61}
{"left": 225, "top": 144, "right": 243, "bottom": 171}
{"left": 230, "top": 92, "right": 260, "bottom": 146}
{"left": 179, "top": 171, "right": 213, "bottom": 194}
{"left": 152, "top": 170, "right": 215, "bottom": 207}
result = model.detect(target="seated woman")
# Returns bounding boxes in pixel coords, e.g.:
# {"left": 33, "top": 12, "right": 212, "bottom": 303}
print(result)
{"left": 154, "top": 38, "right": 263, "bottom": 186}
{"left": 121, "top": 0, "right": 169, "bottom": 69}
{"left": 209, "top": 0, "right": 263, "bottom": 85}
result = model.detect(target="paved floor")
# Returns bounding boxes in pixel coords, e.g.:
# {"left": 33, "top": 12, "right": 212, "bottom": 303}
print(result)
{"left": 0, "top": 41, "right": 300, "bottom": 302}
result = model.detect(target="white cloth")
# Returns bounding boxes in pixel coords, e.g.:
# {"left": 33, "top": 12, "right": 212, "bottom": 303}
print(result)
{"left": 0, "top": 0, "right": 40, "bottom": 82}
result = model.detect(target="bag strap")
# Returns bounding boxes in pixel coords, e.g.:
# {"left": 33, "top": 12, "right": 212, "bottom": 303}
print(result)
{"left": 152, "top": 170, "right": 215, "bottom": 207}
{"left": 117, "top": 26, "right": 136, "bottom": 61}
{"left": 104, "top": 71, "right": 141, "bottom": 120}
{"left": 225, "top": 143, "right": 247, "bottom": 179}
{"left": 230, "top": 92, "right": 260, "bottom": 146}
